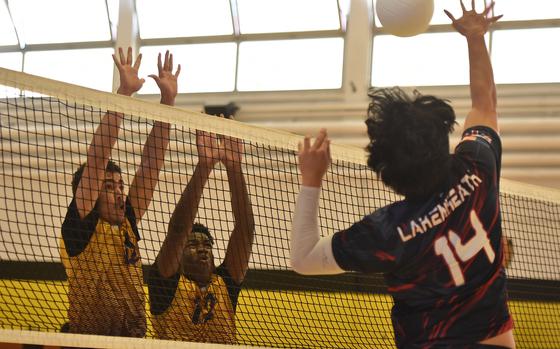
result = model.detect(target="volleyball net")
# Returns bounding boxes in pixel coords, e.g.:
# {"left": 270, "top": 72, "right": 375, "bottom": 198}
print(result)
{"left": 0, "top": 67, "right": 559, "bottom": 349}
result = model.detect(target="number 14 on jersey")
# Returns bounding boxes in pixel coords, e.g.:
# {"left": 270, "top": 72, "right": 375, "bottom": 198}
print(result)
{"left": 434, "top": 210, "right": 496, "bottom": 286}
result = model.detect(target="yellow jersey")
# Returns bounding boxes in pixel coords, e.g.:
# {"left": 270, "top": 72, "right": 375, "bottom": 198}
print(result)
{"left": 148, "top": 264, "right": 240, "bottom": 344}
{"left": 60, "top": 198, "right": 146, "bottom": 337}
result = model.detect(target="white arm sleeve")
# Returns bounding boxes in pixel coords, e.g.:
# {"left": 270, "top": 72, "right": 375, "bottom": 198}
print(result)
{"left": 290, "top": 186, "right": 344, "bottom": 275}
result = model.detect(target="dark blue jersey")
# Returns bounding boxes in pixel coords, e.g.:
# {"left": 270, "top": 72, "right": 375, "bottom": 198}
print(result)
{"left": 332, "top": 126, "right": 512, "bottom": 348}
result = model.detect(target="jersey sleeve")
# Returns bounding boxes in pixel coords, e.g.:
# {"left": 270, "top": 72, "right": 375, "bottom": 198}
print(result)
{"left": 61, "top": 198, "right": 99, "bottom": 257}
{"left": 61, "top": 197, "right": 139, "bottom": 257}
{"left": 455, "top": 126, "right": 502, "bottom": 181}
{"left": 331, "top": 207, "right": 403, "bottom": 273}
{"left": 147, "top": 263, "right": 181, "bottom": 316}
{"left": 215, "top": 264, "right": 242, "bottom": 311}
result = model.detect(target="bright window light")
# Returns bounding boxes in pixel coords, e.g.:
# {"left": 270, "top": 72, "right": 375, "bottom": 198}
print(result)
{"left": 138, "top": 43, "right": 237, "bottom": 94}
{"left": 0, "top": 52, "right": 22, "bottom": 71}
{"left": 0, "top": 1, "right": 18, "bottom": 46}
{"left": 136, "top": 0, "right": 233, "bottom": 39}
{"left": 371, "top": 33, "right": 483, "bottom": 86}
{"left": 8, "top": 0, "right": 110, "bottom": 45}
{"left": 237, "top": 38, "right": 343, "bottom": 91}
{"left": 492, "top": 28, "right": 560, "bottom": 84}
{"left": 24, "top": 48, "right": 114, "bottom": 91}
{"left": 373, "top": 0, "right": 496, "bottom": 27}
{"left": 430, "top": 0, "right": 488, "bottom": 25}
{"left": 106, "top": 0, "right": 119, "bottom": 36}
{"left": 0, "top": 52, "right": 22, "bottom": 97}
{"left": 493, "top": 0, "right": 560, "bottom": 21}
{"left": 238, "top": 0, "right": 340, "bottom": 34}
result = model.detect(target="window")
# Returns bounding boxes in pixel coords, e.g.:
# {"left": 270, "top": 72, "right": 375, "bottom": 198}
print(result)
{"left": 0, "top": 52, "right": 22, "bottom": 71}
{"left": 1, "top": 0, "right": 115, "bottom": 92}
{"left": 371, "top": 0, "right": 560, "bottom": 86}
{"left": 25, "top": 48, "right": 114, "bottom": 91}
{"left": 372, "top": 33, "right": 471, "bottom": 87}
{"left": 9, "top": 0, "right": 110, "bottom": 44}
{"left": 493, "top": 0, "right": 560, "bottom": 21}
{"left": 136, "top": 0, "right": 233, "bottom": 39}
{"left": 137, "top": 0, "right": 346, "bottom": 93}
{"left": 139, "top": 44, "right": 237, "bottom": 93}
{"left": 238, "top": 38, "right": 343, "bottom": 91}
{"left": 492, "top": 28, "right": 560, "bottom": 84}
{"left": 237, "top": 0, "right": 340, "bottom": 34}
{"left": 0, "top": 1, "right": 17, "bottom": 46}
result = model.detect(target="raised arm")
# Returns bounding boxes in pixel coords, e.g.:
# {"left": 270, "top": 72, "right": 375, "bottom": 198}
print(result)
{"left": 290, "top": 129, "right": 344, "bottom": 275}
{"left": 75, "top": 47, "right": 144, "bottom": 218}
{"left": 221, "top": 134, "right": 255, "bottom": 284}
{"left": 445, "top": 1, "right": 502, "bottom": 132}
{"left": 156, "top": 131, "right": 220, "bottom": 278}
{"left": 128, "top": 51, "right": 181, "bottom": 222}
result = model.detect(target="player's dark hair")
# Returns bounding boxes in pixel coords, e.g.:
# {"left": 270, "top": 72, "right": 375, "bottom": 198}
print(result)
{"left": 192, "top": 223, "right": 214, "bottom": 245}
{"left": 71, "top": 160, "right": 122, "bottom": 196}
{"left": 366, "top": 87, "right": 457, "bottom": 200}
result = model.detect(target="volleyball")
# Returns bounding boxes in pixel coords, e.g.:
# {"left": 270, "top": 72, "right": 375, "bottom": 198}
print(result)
{"left": 376, "top": 0, "right": 434, "bottom": 37}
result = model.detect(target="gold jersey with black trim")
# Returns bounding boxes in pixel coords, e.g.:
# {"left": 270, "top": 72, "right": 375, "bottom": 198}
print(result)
{"left": 60, "top": 198, "right": 146, "bottom": 337}
{"left": 148, "top": 264, "right": 240, "bottom": 344}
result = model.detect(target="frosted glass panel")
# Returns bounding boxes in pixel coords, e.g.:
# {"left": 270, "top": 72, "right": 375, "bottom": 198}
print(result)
{"left": 372, "top": 33, "right": 479, "bottom": 86}
{"left": 9, "top": 0, "right": 110, "bottom": 44}
{"left": 238, "top": 0, "right": 340, "bottom": 34}
{"left": 238, "top": 38, "right": 343, "bottom": 91}
{"left": 139, "top": 43, "right": 237, "bottom": 94}
{"left": 493, "top": 28, "right": 560, "bottom": 84}
{"left": 136, "top": 0, "right": 233, "bottom": 39}
{"left": 24, "top": 48, "right": 114, "bottom": 91}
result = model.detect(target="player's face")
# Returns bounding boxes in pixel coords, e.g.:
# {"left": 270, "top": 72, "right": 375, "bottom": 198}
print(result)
{"left": 97, "top": 171, "right": 126, "bottom": 225}
{"left": 182, "top": 232, "right": 214, "bottom": 276}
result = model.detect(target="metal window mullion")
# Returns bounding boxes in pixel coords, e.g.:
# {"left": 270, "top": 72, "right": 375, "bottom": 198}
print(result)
{"left": 17, "top": 41, "right": 114, "bottom": 52}
{"left": 230, "top": 0, "right": 241, "bottom": 92}
{"left": 104, "top": 0, "right": 115, "bottom": 42}
{"left": 4, "top": 0, "right": 23, "bottom": 50}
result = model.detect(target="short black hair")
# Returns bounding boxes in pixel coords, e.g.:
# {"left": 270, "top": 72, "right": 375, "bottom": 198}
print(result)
{"left": 366, "top": 87, "right": 457, "bottom": 200}
{"left": 71, "top": 160, "right": 122, "bottom": 196}
{"left": 192, "top": 223, "right": 213, "bottom": 245}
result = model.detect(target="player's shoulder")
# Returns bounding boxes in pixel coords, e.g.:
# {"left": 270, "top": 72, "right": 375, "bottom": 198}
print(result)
{"left": 456, "top": 126, "right": 502, "bottom": 160}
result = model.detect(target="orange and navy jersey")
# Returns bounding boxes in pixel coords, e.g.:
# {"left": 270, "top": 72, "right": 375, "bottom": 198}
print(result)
{"left": 148, "top": 264, "right": 240, "bottom": 344}
{"left": 332, "top": 126, "right": 512, "bottom": 348}
{"left": 60, "top": 198, "right": 146, "bottom": 337}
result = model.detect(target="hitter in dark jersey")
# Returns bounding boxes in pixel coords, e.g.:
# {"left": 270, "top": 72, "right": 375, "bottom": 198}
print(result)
{"left": 291, "top": 1, "right": 514, "bottom": 348}
{"left": 332, "top": 126, "right": 512, "bottom": 347}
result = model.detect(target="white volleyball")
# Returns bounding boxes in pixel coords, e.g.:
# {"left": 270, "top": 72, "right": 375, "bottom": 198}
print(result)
{"left": 376, "top": 0, "right": 435, "bottom": 37}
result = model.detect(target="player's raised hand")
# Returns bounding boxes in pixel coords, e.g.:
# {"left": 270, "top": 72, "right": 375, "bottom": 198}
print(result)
{"left": 298, "top": 128, "right": 331, "bottom": 188}
{"left": 149, "top": 50, "right": 181, "bottom": 106}
{"left": 196, "top": 130, "right": 221, "bottom": 169}
{"left": 444, "top": 0, "right": 502, "bottom": 38}
{"left": 113, "top": 46, "right": 145, "bottom": 96}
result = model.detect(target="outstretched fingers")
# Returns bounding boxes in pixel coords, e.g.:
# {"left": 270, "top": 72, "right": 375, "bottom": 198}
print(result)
{"left": 133, "top": 53, "right": 143, "bottom": 70}
{"left": 112, "top": 53, "right": 121, "bottom": 68}
{"left": 460, "top": 0, "right": 467, "bottom": 13}
{"left": 443, "top": 9, "right": 456, "bottom": 22}
{"left": 174, "top": 64, "right": 181, "bottom": 78}
{"left": 163, "top": 51, "right": 170, "bottom": 72}
{"left": 118, "top": 47, "right": 126, "bottom": 65}
{"left": 311, "top": 128, "right": 328, "bottom": 151}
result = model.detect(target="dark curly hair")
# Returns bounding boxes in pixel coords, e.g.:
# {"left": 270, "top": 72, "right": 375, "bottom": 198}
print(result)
{"left": 192, "top": 222, "right": 214, "bottom": 245}
{"left": 71, "top": 160, "right": 122, "bottom": 196}
{"left": 366, "top": 87, "right": 457, "bottom": 200}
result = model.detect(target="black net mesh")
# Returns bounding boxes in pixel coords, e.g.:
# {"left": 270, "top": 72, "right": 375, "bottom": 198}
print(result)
{"left": 0, "top": 73, "right": 559, "bottom": 348}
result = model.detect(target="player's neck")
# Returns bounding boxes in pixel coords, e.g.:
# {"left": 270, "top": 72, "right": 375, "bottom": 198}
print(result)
{"left": 184, "top": 270, "right": 212, "bottom": 289}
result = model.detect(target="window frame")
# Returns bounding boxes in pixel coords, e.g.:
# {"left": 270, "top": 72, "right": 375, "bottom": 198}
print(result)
{"left": 136, "top": 0, "right": 348, "bottom": 94}
{"left": 370, "top": 0, "right": 560, "bottom": 87}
